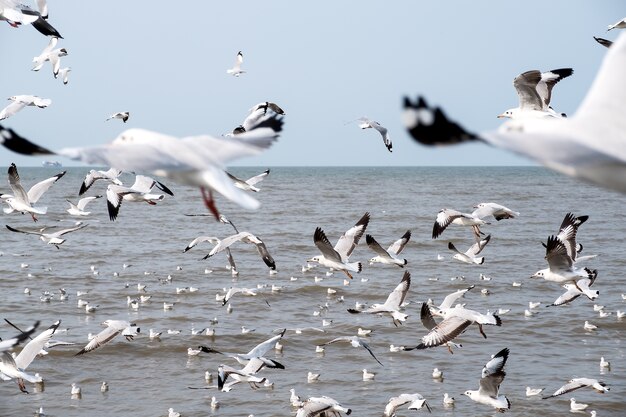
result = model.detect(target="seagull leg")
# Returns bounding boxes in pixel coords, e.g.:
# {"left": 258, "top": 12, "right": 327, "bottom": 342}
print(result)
{"left": 17, "top": 378, "right": 28, "bottom": 393}
{"left": 200, "top": 187, "right": 220, "bottom": 220}
{"left": 342, "top": 270, "right": 353, "bottom": 279}
{"left": 146, "top": 201, "right": 157, "bottom": 206}
{"left": 446, "top": 343, "right": 454, "bottom": 354}
{"left": 31, "top": 213, "right": 38, "bottom": 222}
{"left": 478, "top": 324, "right": 487, "bottom": 339}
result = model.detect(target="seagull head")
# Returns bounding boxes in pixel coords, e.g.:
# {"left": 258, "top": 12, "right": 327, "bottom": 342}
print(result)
{"left": 530, "top": 269, "right": 547, "bottom": 279}
{"left": 308, "top": 256, "right": 321, "bottom": 263}
{"left": 497, "top": 109, "right": 516, "bottom": 119}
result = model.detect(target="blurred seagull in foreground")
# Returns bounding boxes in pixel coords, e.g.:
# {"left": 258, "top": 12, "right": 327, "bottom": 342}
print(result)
{"left": 403, "top": 33, "right": 626, "bottom": 196}
{"left": 357, "top": 117, "right": 392, "bottom": 152}
{"left": 106, "top": 112, "right": 130, "bottom": 123}
{"left": 0, "top": 95, "right": 51, "bottom": 121}
{"left": 0, "top": 321, "right": 39, "bottom": 353}
{"left": 226, "top": 51, "right": 245, "bottom": 77}
{"left": 0, "top": 0, "right": 62, "bottom": 37}
{"left": 0, "top": 113, "right": 284, "bottom": 219}
{"left": 2, "top": 163, "right": 65, "bottom": 221}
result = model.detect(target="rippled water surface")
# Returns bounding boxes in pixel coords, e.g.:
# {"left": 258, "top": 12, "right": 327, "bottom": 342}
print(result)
{"left": 1, "top": 166, "right": 624, "bottom": 416}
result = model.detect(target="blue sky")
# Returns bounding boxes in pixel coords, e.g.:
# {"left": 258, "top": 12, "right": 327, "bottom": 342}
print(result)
{"left": 0, "top": 1, "right": 622, "bottom": 167}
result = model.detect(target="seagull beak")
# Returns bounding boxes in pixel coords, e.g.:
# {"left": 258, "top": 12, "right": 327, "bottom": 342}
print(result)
{"left": 496, "top": 114, "right": 506, "bottom": 119}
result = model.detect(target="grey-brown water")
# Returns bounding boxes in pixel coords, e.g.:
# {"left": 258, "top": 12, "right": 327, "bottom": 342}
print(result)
{"left": 1, "top": 166, "right": 624, "bottom": 416}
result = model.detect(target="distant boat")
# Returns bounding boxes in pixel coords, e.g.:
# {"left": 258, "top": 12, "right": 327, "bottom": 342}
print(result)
{"left": 42, "top": 161, "right": 62, "bottom": 168}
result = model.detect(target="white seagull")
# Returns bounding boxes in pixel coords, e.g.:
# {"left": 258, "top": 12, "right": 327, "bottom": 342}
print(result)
{"left": 543, "top": 378, "right": 609, "bottom": 399}
{"left": 321, "top": 335, "right": 383, "bottom": 366}
{"left": 1, "top": 163, "right": 65, "bottom": 221}
{"left": 31, "top": 39, "right": 67, "bottom": 77}
{"left": 183, "top": 235, "right": 238, "bottom": 274}
{"left": 204, "top": 231, "right": 276, "bottom": 270}
{"left": 66, "top": 195, "right": 103, "bottom": 216}
{"left": 0, "top": 95, "right": 51, "bottom": 120}
{"left": 357, "top": 117, "right": 392, "bottom": 152}
{"left": 347, "top": 271, "right": 411, "bottom": 326}
{"left": 463, "top": 347, "right": 510, "bottom": 412}
{"left": 232, "top": 102, "right": 285, "bottom": 134}
{"left": 6, "top": 222, "right": 88, "bottom": 248}
{"left": 75, "top": 320, "right": 139, "bottom": 355}
{"left": 403, "top": 33, "right": 626, "bottom": 196}
{"left": 531, "top": 235, "right": 596, "bottom": 287}
{"left": 432, "top": 208, "right": 487, "bottom": 240}
{"left": 105, "top": 174, "right": 174, "bottom": 221}
{"left": 403, "top": 302, "right": 471, "bottom": 352}
{"left": 0, "top": 113, "right": 284, "bottom": 219}
{"left": 308, "top": 212, "right": 370, "bottom": 278}
{"left": 79, "top": 167, "right": 123, "bottom": 195}
{"left": 471, "top": 203, "right": 519, "bottom": 221}
{"left": 448, "top": 235, "right": 491, "bottom": 265}
{"left": 226, "top": 169, "right": 270, "bottom": 192}
{"left": 226, "top": 51, "right": 245, "bottom": 77}
{"left": 366, "top": 230, "right": 411, "bottom": 267}
{"left": 497, "top": 68, "right": 573, "bottom": 119}
{"left": 106, "top": 112, "right": 130, "bottom": 123}
{"left": 0, "top": 320, "right": 59, "bottom": 392}
{"left": 383, "top": 393, "right": 431, "bottom": 416}
{"left": 0, "top": 0, "right": 61, "bottom": 37}
{"left": 296, "top": 396, "right": 351, "bottom": 417}
{"left": 198, "top": 330, "right": 286, "bottom": 369}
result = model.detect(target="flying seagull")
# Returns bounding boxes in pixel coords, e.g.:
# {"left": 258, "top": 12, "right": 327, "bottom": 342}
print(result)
{"left": 543, "top": 378, "right": 609, "bottom": 399}
{"left": 448, "top": 234, "right": 491, "bottom": 265}
{"left": 0, "top": 321, "right": 39, "bottom": 353}
{"left": 6, "top": 222, "right": 88, "bottom": 248}
{"left": 75, "top": 320, "right": 139, "bottom": 355}
{"left": 498, "top": 68, "right": 573, "bottom": 119}
{"left": 0, "top": 0, "right": 62, "bottom": 37}
{"left": 432, "top": 208, "right": 487, "bottom": 240}
{"left": 0, "top": 113, "right": 284, "bottom": 219}
{"left": 347, "top": 271, "right": 411, "bottom": 326}
{"left": 296, "top": 396, "right": 352, "bottom": 417}
{"left": 198, "top": 329, "right": 286, "bottom": 369}
{"left": 66, "top": 195, "right": 103, "bottom": 216}
{"left": 1, "top": 163, "right": 65, "bottom": 221}
{"left": 366, "top": 230, "right": 411, "bottom": 267}
{"left": 321, "top": 335, "right": 383, "bottom": 366}
{"left": 383, "top": 393, "right": 431, "bottom": 416}
{"left": 357, "top": 117, "right": 392, "bottom": 152}
{"left": 226, "top": 51, "right": 245, "bottom": 77}
{"left": 403, "top": 302, "right": 472, "bottom": 353}
{"left": 79, "top": 167, "right": 123, "bottom": 195}
{"left": 0, "top": 95, "right": 51, "bottom": 121}
{"left": 232, "top": 102, "right": 285, "bottom": 134}
{"left": 471, "top": 203, "right": 519, "bottom": 221}
{"left": 402, "top": 33, "right": 626, "bottom": 195}
{"left": 226, "top": 169, "right": 270, "bottom": 192}
{"left": 106, "top": 112, "right": 130, "bottom": 123}
{"left": 106, "top": 174, "right": 174, "bottom": 221}
{"left": 203, "top": 231, "right": 276, "bottom": 270}
{"left": 463, "top": 347, "right": 511, "bottom": 412}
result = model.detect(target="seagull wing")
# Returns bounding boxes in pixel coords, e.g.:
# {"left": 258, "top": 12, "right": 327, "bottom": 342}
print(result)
{"left": 52, "top": 223, "right": 88, "bottom": 237}
{"left": 75, "top": 323, "right": 125, "bottom": 355}
{"left": 556, "top": 212, "right": 588, "bottom": 261}
{"left": 76, "top": 195, "right": 102, "bottom": 210}
{"left": 0, "top": 101, "right": 27, "bottom": 120}
{"left": 245, "top": 169, "right": 270, "bottom": 186}
{"left": 130, "top": 175, "right": 156, "bottom": 193}
{"left": 545, "top": 235, "right": 573, "bottom": 271}
{"left": 366, "top": 234, "right": 391, "bottom": 258}
{"left": 416, "top": 314, "right": 472, "bottom": 349}
{"left": 7, "top": 163, "right": 30, "bottom": 204}
{"left": 432, "top": 209, "right": 462, "bottom": 239}
{"left": 243, "top": 330, "right": 285, "bottom": 359}
{"left": 0, "top": 321, "right": 39, "bottom": 353}
{"left": 419, "top": 302, "right": 438, "bottom": 331}
{"left": 478, "top": 371, "right": 506, "bottom": 397}
{"left": 253, "top": 239, "right": 276, "bottom": 269}
{"left": 183, "top": 236, "right": 219, "bottom": 252}
{"left": 334, "top": 212, "right": 370, "bottom": 258}
{"left": 387, "top": 230, "right": 411, "bottom": 254}
{"left": 6, "top": 224, "right": 44, "bottom": 236}
{"left": 466, "top": 234, "right": 491, "bottom": 256}
{"left": 357, "top": 339, "right": 383, "bottom": 366}
{"left": 481, "top": 347, "right": 509, "bottom": 378}
{"left": 207, "top": 232, "right": 249, "bottom": 257}
{"left": 536, "top": 68, "right": 574, "bottom": 108}
{"left": 314, "top": 227, "right": 343, "bottom": 262}
{"left": 439, "top": 285, "right": 475, "bottom": 310}
{"left": 14, "top": 320, "right": 60, "bottom": 369}
{"left": 543, "top": 378, "right": 591, "bottom": 398}
{"left": 27, "top": 170, "right": 66, "bottom": 203}
{"left": 513, "top": 70, "right": 544, "bottom": 111}
{"left": 296, "top": 400, "right": 332, "bottom": 417}
{"left": 382, "top": 271, "right": 411, "bottom": 309}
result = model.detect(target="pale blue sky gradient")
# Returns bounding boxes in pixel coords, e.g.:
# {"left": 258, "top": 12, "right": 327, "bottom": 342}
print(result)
{"left": 1, "top": 1, "right": 623, "bottom": 167}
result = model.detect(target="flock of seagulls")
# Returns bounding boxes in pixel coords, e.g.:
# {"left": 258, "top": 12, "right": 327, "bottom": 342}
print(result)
{"left": 0, "top": 6, "right": 624, "bottom": 417}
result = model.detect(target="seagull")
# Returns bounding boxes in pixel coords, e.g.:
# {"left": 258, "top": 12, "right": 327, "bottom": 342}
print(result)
{"left": 531, "top": 235, "right": 597, "bottom": 287}
{"left": 321, "top": 335, "right": 383, "bottom": 366}
{"left": 443, "top": 393, "right": 455, "bottom": 406}
{"left": 497, "top": 68, "right": 573, "bottom": 119}
{"left": 226, "top": 51, "right": 245, "bottom": 77}
{"left": 232, "top": 102, "right": 286, "bottom": 134}
{"left": 6, "top": 223, "right": 88, "bottom": 248}
{"left": 226, "top": 169, "right": 270, "bottom": 192}
{"left": 308, "top": 212, "right": 369, "bottom": 278}
{"left": 249, "top": 102, "right": 285, "bottom": 116}
{"left": 383, "top": 393, "right": 431, "bottom": 416}
{"left": 168, "top": 408, "right": 181, "bottom": 417}
{"left": 0, "top": 0, "right": 62, "bottom": 37}
{"left": 403, "top": 302, "right": 471, "bottom": 352}
{"left": 548, "top": 273, "right": 599, "bottom": 306}
{"left": 402, "top": 33, "right": 626, "bottom": 196}
{"left": 570, "top": 398, "right": 589, "bottom": 412}
{"left": 79, "top": 167, "right": 123, "bottom": 195}
{"left": 526, "top": 387, "right": 544, "bottom": 396}
{"left": 2, "top": 163, "right": 65, "bottom": 221}
{"left": 471, "top": 203, "right": 519, "bottom": 221}
{"left": 198, "top": 329, "right": 286, "bottom": 369}
{"left": 66, "top": 195, "right": 103, "bottom": 216}
{"left": 347, "top": 271, "right": 411, "bottom": 326}
{"left": 0, "top": 113, "right": 284, "bottom": 219}
{"left": 432, "top": 208, "right": 487, "bottom": 240}
{"left": 0, "top": 320, "right": 59, "bottom": 392}
{"left": 551, "top": 213, "right": 589, "bottom": 263}
{"left": 296, "top": 396, "right": 351, "bottom": 417}
{"left": 106, "top": 174, "right": 174, "bottom": 221}
{"left": 220, "top": 287, "right": 259, "bottom": 306}
{"left": 75, "top": 320, "right": 140, "bottom": 355}
{"left": 543, "top": 377, "right": 609, "bottom": 398}
{"left": 57, "top": 67, "right": 70, "bottom": 84}
{"left": 0, "top": 95, "right": 51, "bottom": 120}
{"left": 203, "top": 231, "right": 276, "bottom": 270}
{"left": 183, "top": 235, "right": 238, "bottom": 273}
{"left": 106, "top": 112, "right": 130, "bottom": 123}
{"left": 463, "top": 347, "right": 510, "bottom": 412}
{"left": 101, "top": 381, "right": 109, "bottom": 392}
{"left": 600, "top": 357, "right": 610, "bottom": 368}
{"left": 366, "top": 230, "right": 411, "bottom": 267}
{"left": 448, "top": 235, "right": 491, "bottom": 265}
{"left": 32, "top": 41, "right": 67, "bottom": 77}
{"left": 0, "top": 321, "right": 39, "bottom": 353}
{"left": 607, "top": 17, "right": 626, "bottom": 31}
{"left": 357, "top": 117, "right": 392, "bottom": 152}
